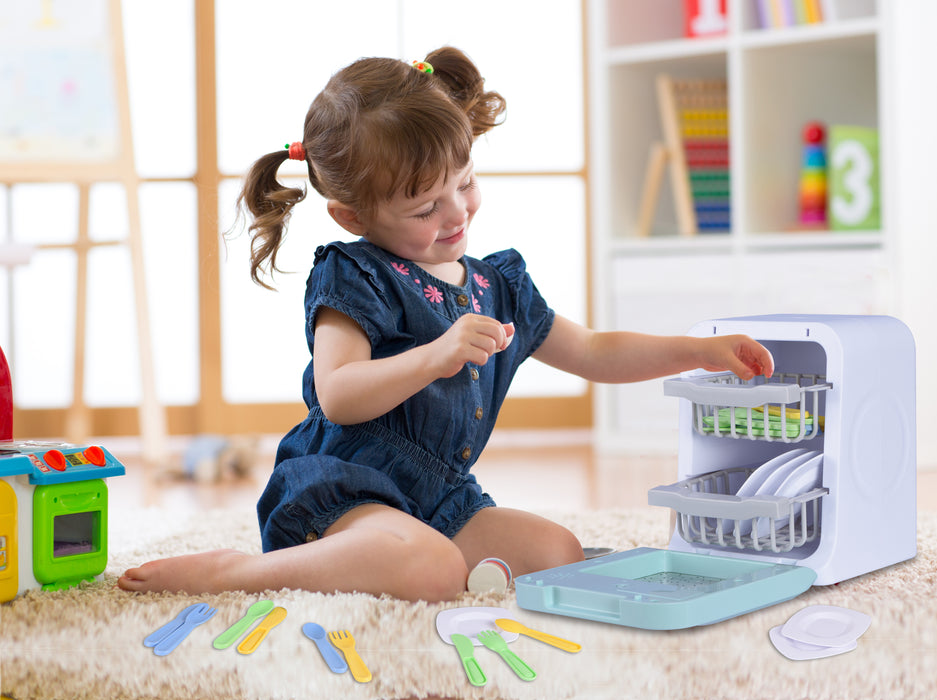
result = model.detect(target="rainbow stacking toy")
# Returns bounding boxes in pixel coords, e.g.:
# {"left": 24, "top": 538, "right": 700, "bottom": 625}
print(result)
{"left": 798, "top": 121, "right": 827, "bottom": 228}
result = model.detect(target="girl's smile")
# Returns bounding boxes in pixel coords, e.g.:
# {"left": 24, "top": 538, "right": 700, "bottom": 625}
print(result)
{"left": 437, "top": 229, "right": 465, "bottom": 245}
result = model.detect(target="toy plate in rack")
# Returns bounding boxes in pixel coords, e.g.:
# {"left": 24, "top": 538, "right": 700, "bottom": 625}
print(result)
{"left": 436, "top": 607, "right": 519, "bottom": 646}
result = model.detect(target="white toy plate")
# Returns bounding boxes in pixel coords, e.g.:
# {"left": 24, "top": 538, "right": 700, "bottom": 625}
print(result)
{"left": 769, "top": 625, "right": 857, "bottom": 661}
{"left": 736, "top": 449, "right": 810, "bottom": 499}
{"left": 436, "top": 606, "right": 519, "bottom": 646}
{"left": 753, "top": 450, "right": 821, "bottom": 498}
{"left": 730, "top": 448, "right": 810, "bottom": 535}
{"left": 754, "top": 453, "right": 824, "bottom": 537}
{"left": 781, "top": 605, "right": 871, "bottom": 648}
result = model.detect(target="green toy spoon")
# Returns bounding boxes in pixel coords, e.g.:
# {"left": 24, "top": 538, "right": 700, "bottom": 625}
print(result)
{"left": 212, "top": 599, "right": 276, "bottom": 650}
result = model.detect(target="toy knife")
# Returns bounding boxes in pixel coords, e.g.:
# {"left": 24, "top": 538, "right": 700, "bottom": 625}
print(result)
{"left": 451, "top": 633, "right": 487, "bottom": 687}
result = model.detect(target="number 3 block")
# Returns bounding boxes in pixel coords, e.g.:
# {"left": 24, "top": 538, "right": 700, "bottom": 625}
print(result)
{"left": 829, "top": 125, "right": 880, "bottom": 231}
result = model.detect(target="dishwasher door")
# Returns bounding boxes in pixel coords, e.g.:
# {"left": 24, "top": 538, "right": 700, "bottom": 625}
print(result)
{"left": 515, "top": 547, "right": 816, "bottom": 630}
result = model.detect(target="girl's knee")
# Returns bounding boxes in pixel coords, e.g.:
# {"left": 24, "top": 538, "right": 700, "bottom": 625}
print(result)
{"left": 406, "top": 538, "right": 469, "bottom": 602}
{"left": 555, "top": 525, "right": 586, "bottom": 565}
{"left": 532, "top": 523, "right": 585, "bottom": 572}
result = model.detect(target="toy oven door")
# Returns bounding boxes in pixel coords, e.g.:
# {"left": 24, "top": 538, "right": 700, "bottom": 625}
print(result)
{"left": 32, "top": 479, "right": 109, "bottom": 590}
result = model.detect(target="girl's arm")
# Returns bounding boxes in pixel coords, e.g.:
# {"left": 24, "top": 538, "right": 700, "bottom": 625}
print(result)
{"left": 313, "top": 307, "right": 513, "bottom": 425}
{"left": 533, "top": 315, "right": 774, "bottom": 383}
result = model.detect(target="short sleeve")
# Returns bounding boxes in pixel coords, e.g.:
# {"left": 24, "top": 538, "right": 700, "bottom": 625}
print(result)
{"left": 482, "top": 248, "right": 555, "bottom": 359}
{"left": 304, "top": 243, "right": 391, "bottom": 348}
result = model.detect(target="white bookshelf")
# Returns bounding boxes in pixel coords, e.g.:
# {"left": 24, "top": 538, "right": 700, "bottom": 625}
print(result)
{"left": 588, "top": 0, "right": 937, "bottom": 462}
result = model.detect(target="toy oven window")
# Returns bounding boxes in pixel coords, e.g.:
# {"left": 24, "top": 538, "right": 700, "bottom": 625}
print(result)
{"left": 53, "top": 511, "right": 99, "bottom": 557}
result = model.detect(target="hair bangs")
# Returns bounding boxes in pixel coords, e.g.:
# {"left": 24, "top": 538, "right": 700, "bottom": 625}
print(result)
{"left": 357, "top": 98, "right": 474, "bottom": 210}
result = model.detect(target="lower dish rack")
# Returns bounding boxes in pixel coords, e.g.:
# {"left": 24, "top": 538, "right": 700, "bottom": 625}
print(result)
{"left": 648, "top": 466, "right": 828, "bottom": 554}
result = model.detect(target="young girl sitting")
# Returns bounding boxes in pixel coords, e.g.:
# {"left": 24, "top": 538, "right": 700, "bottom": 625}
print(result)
{"left": 118, "top": 47, "right": 773, "bottom": 602}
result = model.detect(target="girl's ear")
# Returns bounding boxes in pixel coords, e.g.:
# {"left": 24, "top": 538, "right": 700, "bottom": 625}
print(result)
{"left": 327, "top": 201, "right": 367, "bottom": 236}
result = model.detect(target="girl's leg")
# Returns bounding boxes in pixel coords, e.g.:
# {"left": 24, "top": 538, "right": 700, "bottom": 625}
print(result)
{"left": 118, "top": 503, "right": 469, "bottom": 602}
{"left": 451, "top": 506, "right": 584, "bottom": 576}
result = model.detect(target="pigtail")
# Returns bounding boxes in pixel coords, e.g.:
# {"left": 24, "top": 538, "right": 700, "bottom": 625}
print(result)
{"left": 236, "top": 150, "right": 307, "bottom": 288}
{"left": 425, "top": 47, "right": 506, "bottom": 137}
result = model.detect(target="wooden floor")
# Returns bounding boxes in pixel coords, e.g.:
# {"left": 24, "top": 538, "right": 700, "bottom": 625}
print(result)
{"left": 108, "top": 430, "right": 937, "bottom": 517}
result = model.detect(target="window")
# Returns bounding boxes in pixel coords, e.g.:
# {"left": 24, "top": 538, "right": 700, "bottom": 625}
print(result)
{"left": 5, "top": 0, "right": 587, "bottom": 436}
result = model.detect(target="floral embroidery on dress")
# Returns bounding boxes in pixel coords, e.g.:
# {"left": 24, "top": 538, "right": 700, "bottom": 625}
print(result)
{"left": 392, "top": 262, "right": 410, "bottom": 276}
{"left": 472, "top": 295, "right": 481, "bottom": 312}
{"left": 473, "top": 273, "right": 490, "bottom": 296}
{"left": 423, "top": 285, "right": 443, "bottom": 303}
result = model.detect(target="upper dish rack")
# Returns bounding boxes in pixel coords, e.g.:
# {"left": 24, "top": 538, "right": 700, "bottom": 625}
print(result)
{"left": 663, "top": 371, "right": 832, "bottom": 442}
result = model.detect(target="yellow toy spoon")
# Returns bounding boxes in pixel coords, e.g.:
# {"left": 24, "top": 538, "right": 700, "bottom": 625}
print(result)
{"left": 237, "top": 606, "right": 288, "bottom": 655}
{"left": 495, "top": 618, "right": 582, "bottom": 653}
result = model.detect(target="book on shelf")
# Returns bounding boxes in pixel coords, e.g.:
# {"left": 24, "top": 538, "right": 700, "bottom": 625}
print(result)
{"left": 755, "top": 0, "right": 830, "bottom": 29}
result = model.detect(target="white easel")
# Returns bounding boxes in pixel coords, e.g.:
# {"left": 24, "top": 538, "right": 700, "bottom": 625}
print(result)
{"left": 0, "top": 0, "right": 166, "bottom": 462}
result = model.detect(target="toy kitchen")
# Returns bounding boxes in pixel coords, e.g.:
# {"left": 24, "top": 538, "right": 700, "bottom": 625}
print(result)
{"left": 0, "top": 345, "right": 126, "bottom": 603}
{"left": 517, "top": 314, "right": 917, "bottom": 630}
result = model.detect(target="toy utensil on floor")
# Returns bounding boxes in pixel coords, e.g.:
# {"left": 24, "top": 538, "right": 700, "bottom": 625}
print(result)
{"left": 477, "top": 630, "right": 536, "bottom": 681}
{"left": 770, "top": 605, "right": 871, "bottom": 660}
{"left": 435, "top": 607, "right": 519, "bottom": 645}
{"left": 144, "top": 603, "right": 204, "bottom": 648}
{"left": 451, "top": 633, "right": 487, "bottom": 687}
{"left": 153, "top": 604, "right": 217, "bottom": 656}
{"left": 495, "top": 618, "right": 581, "bottom": 653}
{"left": 328, "top": 630, "right": 371, "bottom": 683}
{"left": 302, "top": 623, "right": 348, "bottom": 674}
{"left": 213, "top": 599, "right": 275, "bottom": 650}
{"left": 237, "top": 606, "right": 287, "bottom": 655}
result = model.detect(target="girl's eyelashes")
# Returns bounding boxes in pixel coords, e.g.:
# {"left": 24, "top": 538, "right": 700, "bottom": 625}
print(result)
{"left": 415, "top": 204, "right": 439, "bottom": 220}
{"left": 413, "top": 176, "right": 476, "bottom": 219}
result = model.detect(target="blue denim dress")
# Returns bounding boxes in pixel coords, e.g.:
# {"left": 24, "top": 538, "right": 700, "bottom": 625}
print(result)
{"left": 257, "top": 240, "right": 555, "bottom": 552}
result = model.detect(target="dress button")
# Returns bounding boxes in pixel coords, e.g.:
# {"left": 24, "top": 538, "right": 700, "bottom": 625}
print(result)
{"left": 461, "top": 447, "right": 472, "bottom": 460}
{"left": 456, "top": 294, "right": 469, "bottom": 306}
{"left": 470, "top": 368, "right": 479, "bottom": 381}
{"left": 475, "top": 407, "right": 484, "bottom": 419}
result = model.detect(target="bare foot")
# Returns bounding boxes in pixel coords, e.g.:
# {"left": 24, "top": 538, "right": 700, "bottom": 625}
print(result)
{"left": 118, "top": 549, "right": 250, "bottom": 594}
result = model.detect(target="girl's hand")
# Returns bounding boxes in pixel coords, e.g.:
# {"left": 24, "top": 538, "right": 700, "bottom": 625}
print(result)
{"left": 430, "top": 315, "right": 515, "bottom": 378}
{"left": 697, "top": 334, "right": 774, "bottom": 380}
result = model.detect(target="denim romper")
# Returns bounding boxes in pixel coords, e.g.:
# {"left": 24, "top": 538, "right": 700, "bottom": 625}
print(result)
{"left": 257, "top": 240, "right": 555, "bottom": 552}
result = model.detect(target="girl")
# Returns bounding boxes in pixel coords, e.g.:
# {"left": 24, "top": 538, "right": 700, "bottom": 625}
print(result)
{"left": 118, "top": 47, "right": 773, "bottom": 602}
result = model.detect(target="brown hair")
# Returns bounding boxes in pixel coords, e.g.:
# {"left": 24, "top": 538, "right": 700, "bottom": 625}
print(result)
{"left": 237, "top": 46, "right": 506, "bottom": 288}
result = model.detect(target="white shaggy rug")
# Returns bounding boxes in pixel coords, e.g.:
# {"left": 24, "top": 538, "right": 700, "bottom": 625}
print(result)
{"left": 2, "top": 505, "right": 936, "bottom": 700}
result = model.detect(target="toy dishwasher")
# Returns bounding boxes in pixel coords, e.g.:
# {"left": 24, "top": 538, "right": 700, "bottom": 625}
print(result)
{"left": 516, "top": 314, "right": 916, "bottom": 629}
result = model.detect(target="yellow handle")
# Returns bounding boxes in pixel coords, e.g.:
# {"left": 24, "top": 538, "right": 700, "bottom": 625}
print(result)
{"left": 344, "top": 648, "right": 372, "bottom": 683}
{"left": 236, "top": 606, "right": 287, "bottom": 655}
{"left": 523, "top": 628, "right": 582, "bottom": 653}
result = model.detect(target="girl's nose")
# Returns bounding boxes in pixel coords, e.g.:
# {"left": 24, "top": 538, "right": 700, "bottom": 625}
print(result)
{"left": 442, "top": 200, "right": 468, "bottom": 228}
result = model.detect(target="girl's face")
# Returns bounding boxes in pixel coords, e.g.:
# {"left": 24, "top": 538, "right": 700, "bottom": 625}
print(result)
{"left": 364, "top": 161, "right": 480, "bottom": 267}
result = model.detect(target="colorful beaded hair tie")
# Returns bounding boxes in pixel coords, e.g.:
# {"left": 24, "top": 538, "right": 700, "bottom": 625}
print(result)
{"left": 411, "top": 60, "right": 434, "bottom": 74}
{"left": 285, "top": 141, "right": 306, "bottom": 160}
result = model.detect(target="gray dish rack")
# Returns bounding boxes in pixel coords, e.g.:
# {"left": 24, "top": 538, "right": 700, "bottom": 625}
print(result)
{"left": 664, "top": 370, "right": 832, "bottom": 442}
{"left": 648, "top": 465, "right": 828, "bottom": 554}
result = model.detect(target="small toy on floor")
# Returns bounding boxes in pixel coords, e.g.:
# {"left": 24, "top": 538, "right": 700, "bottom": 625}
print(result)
{"left": 181, "top": 434, "right": 258, "bottom": 483}
{"left": 467, "top": 557, "right": 512, "bottom": 594}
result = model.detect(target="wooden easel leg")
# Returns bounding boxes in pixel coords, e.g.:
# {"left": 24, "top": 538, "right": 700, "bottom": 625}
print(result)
{"left": 66, "top": 184, "right": 91, "bottom": 444}
{"left": 126, "top": 181, "right": 167, "bottom": 465}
